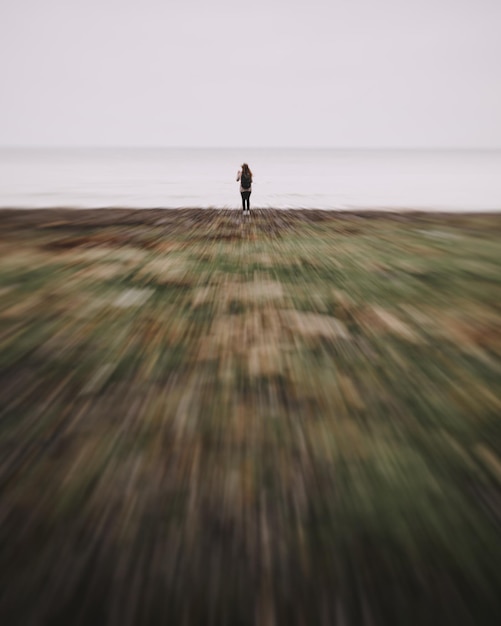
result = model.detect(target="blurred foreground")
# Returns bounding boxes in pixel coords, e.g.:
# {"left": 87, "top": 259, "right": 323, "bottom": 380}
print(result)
{"left": 0, "top": 208, "right": 500, "bottom": 625}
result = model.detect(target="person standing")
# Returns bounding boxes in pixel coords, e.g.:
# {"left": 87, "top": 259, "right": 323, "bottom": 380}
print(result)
{"left": 236, "top": 163, "right": 253, "bottom": 213}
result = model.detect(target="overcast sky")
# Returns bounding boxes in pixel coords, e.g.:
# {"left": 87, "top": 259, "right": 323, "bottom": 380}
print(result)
{"left": 1, "top": 0, "right": 500, "bottom": 147}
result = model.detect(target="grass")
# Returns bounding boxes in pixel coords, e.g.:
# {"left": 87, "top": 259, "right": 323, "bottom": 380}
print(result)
{"left": 0, "top": 207, "right": 500, "bottom": 625}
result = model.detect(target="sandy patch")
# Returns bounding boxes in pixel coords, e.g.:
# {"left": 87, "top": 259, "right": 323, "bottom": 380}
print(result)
{"left": 137, "top": 258, "right": 192, "bottom": 286}
{"left": 280, "top": 310, "right": 349, "bottom": 341}
{"left": 113, "top": 288, "right": 154, "bottom": 308}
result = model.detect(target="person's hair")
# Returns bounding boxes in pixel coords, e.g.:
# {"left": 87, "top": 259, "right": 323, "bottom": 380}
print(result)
{"left": 241, "top": 163, "right": 252, "bottom": 179}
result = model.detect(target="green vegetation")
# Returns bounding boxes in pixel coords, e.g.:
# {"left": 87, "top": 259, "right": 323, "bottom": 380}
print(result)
{"left": 0, "top": 208, "right": 500, "bottom": 625}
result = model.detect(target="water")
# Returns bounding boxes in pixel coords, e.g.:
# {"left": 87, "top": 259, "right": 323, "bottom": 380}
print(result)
{"left": 0, "top": 147, "right": 500, "bottom": 211}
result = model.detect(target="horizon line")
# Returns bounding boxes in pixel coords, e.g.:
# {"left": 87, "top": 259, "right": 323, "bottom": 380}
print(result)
{"left": 1, "top": 145, "right": 500, "bottom": 151}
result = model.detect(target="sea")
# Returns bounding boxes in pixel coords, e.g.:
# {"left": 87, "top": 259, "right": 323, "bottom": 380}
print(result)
{"left": 0, "top": 147, "right": 500, "bottom": 211}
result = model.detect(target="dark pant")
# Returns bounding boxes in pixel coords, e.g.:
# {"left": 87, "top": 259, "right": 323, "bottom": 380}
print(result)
{"left": 241, "top": 191, "right": 251, "bottom": 211}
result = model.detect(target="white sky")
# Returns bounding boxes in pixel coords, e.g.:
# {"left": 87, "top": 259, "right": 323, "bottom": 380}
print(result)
{"left": 1, "top": 0, "right": 500, "bottom": 147}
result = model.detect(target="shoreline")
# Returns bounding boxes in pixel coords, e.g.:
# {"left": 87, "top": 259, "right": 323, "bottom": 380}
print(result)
{"left": 1, "top": 206, "right": 500, "bottom": 214}
{"left": 1, "top": 206, "right": 500, "bottom": 221}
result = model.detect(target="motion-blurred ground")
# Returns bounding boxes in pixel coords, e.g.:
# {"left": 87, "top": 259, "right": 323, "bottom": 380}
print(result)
{"left": 0, "top": 208, "right": 500, "bottom": 625}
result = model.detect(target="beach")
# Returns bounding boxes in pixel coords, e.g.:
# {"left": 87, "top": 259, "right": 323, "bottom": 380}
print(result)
{"left": 1, "top": 207, "right": 501, "bottom": 624}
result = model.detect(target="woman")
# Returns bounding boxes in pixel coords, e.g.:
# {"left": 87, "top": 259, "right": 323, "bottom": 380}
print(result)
{"left": 236, "top": 163, "right": 253, "bottom": 213}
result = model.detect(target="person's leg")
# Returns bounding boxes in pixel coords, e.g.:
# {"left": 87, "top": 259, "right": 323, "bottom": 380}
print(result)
{"left": 241, "top": 192, "right": 245, "bottom": 212}
{"left": 242, "top": 192, "right": 249, "bottom": 212}
{"left": 246, "top": 192, "right": 251, "bottom": 212}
